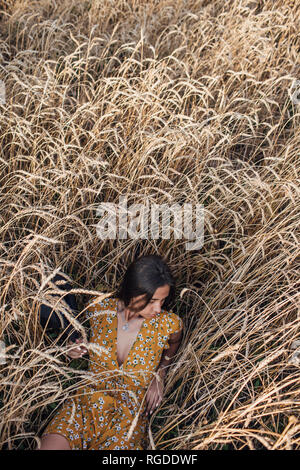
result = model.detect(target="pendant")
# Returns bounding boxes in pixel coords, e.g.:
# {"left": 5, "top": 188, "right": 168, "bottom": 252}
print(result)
{"left": 119, "top": 307, "right": 129, "bottom": 331}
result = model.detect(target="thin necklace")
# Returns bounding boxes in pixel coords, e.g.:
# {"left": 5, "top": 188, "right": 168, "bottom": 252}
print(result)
{"left": 117, "top": 300, "right": 130, "bottom": 331}
{"left": 117, "top": 300, "right": 143, "bottom": 331}
{"left": 121, "top": 310, "right": 130, "bottom": 331}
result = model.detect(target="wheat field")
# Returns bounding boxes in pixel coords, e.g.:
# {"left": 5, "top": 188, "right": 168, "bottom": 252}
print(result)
{"left": 0, "top": 0, "right": 299, "bottom": 450}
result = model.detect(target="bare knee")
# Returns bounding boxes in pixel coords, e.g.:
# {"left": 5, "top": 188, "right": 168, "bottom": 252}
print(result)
{"left": 38, "top": 433, "right": 71, "bottom": 450}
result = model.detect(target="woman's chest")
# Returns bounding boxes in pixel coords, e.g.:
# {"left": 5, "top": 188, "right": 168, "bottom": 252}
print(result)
{"left": 116, "top": 317, "right": 144, "bottom": 367}
{"left": 88, "top": 311, "right": 170, "bottom": 371}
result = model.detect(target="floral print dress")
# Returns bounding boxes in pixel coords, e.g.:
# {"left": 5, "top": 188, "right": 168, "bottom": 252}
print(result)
{"left": 41, "top": 297, "right": 183, "bottom": 450}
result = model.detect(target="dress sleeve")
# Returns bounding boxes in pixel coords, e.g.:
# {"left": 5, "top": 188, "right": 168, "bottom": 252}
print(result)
{"left": 39, "top": 273, "right": 81, "bottom": 343}
{"left": 84, "top": 296, "right": 101, "bottom": 319}
{"left": 163, "top": 312, "right": 183, "bottom": 350}
{"left": 171, "top": 313, "right": 183, "bottom": 334}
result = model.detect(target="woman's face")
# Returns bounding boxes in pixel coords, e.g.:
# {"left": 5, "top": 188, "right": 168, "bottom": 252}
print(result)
{"left": 128, "top": 284, "right": 170, "bottom": 320}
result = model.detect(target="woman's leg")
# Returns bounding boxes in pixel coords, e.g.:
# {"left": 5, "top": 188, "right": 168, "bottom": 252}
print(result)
{"left": 38, "top": 433, "right": 71, "bottom": 450}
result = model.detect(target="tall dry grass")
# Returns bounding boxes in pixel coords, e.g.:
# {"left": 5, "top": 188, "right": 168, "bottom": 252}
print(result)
{"left": 0, "top": 0, "right": 299, "bottom": 450}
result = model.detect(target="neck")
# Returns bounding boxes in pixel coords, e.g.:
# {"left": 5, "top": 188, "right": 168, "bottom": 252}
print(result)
{"left": 117, "top": 299, "right": 143, "bottom": 322}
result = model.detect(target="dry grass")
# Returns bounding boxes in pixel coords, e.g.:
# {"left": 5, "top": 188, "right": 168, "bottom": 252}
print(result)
{"left": 0, "top": 0, "right": 299, "bottom": 450}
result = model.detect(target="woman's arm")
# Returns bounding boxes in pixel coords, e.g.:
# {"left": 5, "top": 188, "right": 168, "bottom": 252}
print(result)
{"left": 144, "top": 328, "right": 183, "bottom": 416}
{"left": 39, "top": 273, "right": 82, "bottom": 343}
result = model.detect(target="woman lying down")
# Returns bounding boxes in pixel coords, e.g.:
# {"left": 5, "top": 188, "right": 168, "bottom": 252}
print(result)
{"left": 37, "top": 254, "right": 183, "bottom": 450}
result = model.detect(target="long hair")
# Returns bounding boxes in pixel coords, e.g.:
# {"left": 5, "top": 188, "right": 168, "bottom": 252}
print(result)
{"left": 115, "top": 254, "right": 176, "bottom": 312}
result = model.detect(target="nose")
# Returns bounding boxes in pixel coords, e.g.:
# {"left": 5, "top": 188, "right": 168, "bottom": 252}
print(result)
{"left": 151, "top": 301, "right": 163, "bottom": 316}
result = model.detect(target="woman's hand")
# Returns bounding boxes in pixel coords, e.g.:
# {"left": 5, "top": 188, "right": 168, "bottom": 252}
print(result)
{"left": 66, "top": 337, "right": 88, "bottom": 359}
{"left": 144, "top": 369, "right": 165, "bottom": 417}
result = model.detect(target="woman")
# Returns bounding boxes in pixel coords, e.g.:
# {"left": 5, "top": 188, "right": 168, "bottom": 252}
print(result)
{"left": 38, "top": 254, "right": 183, "bottom": 450}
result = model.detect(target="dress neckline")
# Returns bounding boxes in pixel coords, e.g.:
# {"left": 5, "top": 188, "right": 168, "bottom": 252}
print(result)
{"left": 113, "top": 298, "right": 147, "bottom": 369}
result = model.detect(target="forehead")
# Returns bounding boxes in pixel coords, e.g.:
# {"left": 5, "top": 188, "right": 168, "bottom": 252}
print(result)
{"left": 152, "top": 285, "right": 170, "bottom": 298}
{"left": 134, "top": 285, "right": 170, "bottom": 301}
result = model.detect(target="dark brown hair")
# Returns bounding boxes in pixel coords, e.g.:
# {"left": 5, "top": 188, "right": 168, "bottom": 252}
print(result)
{"left": 115, "top": 254, "right": 176, "bottom": 312}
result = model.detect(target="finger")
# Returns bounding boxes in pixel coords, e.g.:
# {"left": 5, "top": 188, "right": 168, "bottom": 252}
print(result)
{"left": 79, "top": 346, "right": 88, "bottom": 355}
{"left": 67, "top": 347, "right": 82, "bottom": 358}
{"left": 148, "top": 392, "right": 157, "bottom": 412}
{"left": 152, "top": 392, "right": 162, "bottom": 413}
{"left": 70, "top": 349, "right": 80, "bottom": 356}
{"left": 146, "top": 394, "right": 156, "bottom": 416}
{"left": 151, "top": 396, "right": 159, "bottom": 414}
{"left": 75, "top": 340, "right": 88, "bottom": 354}
{"left": 145, "top": 394, "right": 152, "bottom": 416}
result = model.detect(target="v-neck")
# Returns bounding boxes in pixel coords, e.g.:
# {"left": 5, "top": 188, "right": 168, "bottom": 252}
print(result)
{"left": 113, "top": 299, "right": 146, "bottom": 369}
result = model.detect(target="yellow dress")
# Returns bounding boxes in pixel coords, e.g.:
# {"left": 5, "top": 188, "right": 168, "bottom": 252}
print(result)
{"left": 41, "top": 297, "right": 183, "bottom": 450}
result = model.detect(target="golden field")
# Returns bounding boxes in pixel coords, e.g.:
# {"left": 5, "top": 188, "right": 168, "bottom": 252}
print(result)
{"left": 0, "top": 0, "right": 299, "bottom": 449}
